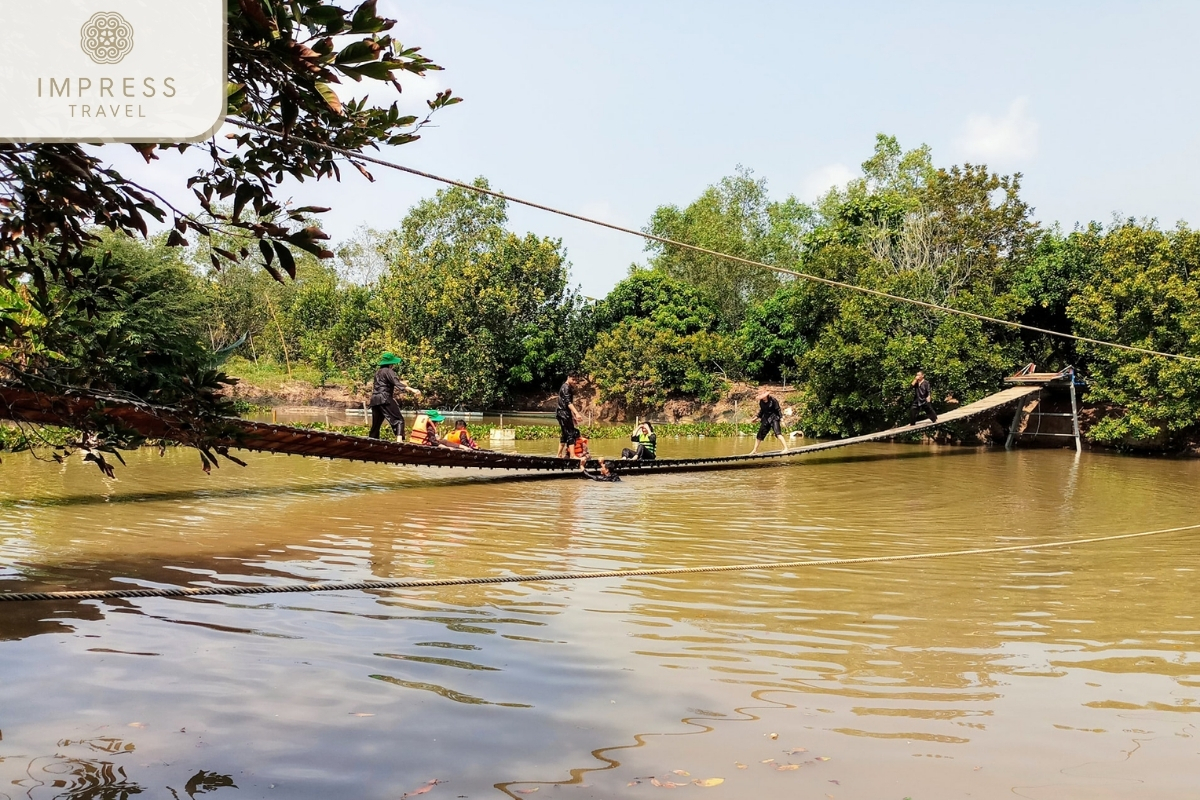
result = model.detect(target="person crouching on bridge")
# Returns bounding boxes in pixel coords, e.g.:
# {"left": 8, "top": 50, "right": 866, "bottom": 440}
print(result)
{"left": 621, "top": 422, "right": 656, "bottom": 460}
{"left": 408, "top": 410, "right": 446, "bottom": 446}
{"left": 910, "top": 370, "right": 938, "bottom": 425}
{"left": 444, "top": 419, "right": 479, "bottom": 450}
{"left": 556, "top": 375, "right": 584, "bottom": 459}
{"left": 369, "top": 352, "right": 422, "bottom": 440}
{"left": 749, "top": 389, "right": 789, "bottom": 455}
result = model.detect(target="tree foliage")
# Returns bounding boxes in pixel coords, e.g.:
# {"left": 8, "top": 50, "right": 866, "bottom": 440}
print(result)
{"left": 644, "top": 167, "right": 812, "bottom": 329}
{"left": 1, "top": 0, "right": 458, "bottom": 399}
{"left": 791, "top": 138, "right": 1036, "bottom": 434}
{"left": 1067, "top": 222, "right": 1200, "bottom": 446}
{"left": 585, "top": 270, "right": 736, "bottom": 409}
{"left": 366, "top": 181, "right": 589, "bottom": 406}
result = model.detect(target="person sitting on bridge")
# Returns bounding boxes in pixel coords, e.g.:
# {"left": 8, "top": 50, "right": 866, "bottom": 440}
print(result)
{"left": 749, "top": 389, "right": 788, "bottom": 455}
{"left": 910, "top": 370, "right": 938, "bottom": 425}
{"left": 408, "top": 410, "right": 446, "bottom": 446}
{"left": 444, "top": 419, "right": 479, "bottom": 450}
{"left": 581, "top": 457, "right": 621, "bottom": 482}
{"left": 368, "top": 352, "right": 421, "bottom": 440}
{"left": 621, "top": 422, "right": 656, "bottom": 460}
{"left": 556, "top": 375, "right": 584, "bottom": 459}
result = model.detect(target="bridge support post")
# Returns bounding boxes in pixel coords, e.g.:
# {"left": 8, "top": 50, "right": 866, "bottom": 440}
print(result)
{"left": 1005, "top": 403, "right": 1025, "bottom": 450}
{"left": 1069, "top": 375, "right": 1082, "bottom": 454}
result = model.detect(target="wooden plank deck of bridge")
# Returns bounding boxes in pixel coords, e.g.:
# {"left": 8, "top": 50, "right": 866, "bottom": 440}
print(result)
{"left": 612, "top": 384, "right": 1044, "bottom": 474}
{"left": 0, "top": 384, "right": 1043, "bottom": 477}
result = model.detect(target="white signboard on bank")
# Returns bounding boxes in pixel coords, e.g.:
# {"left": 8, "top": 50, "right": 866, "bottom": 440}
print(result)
{"left": 0, "top": 1, "right": 226, "bottom": 142}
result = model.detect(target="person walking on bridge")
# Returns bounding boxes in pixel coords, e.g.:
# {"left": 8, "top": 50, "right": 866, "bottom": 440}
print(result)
{"left": 556, "top": 375, "right": 583, "bottom": 459}
{"left": 368, "top": 352, "right": 422, "bottom": 440}
{"left": 910, "top": 370, "right": 938, "bottom": 425}
{"left": 749, "top": 389, "right": 789, "bottom": 455}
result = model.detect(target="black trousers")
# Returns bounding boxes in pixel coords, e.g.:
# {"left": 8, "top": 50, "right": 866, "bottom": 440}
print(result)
{"left": 557, "top": 413, "right": 580, "bottom": 445}
{"left": 621, "top": 445, "right": 655, "bottom": 460}
{"left": 369, "top": 400, "right": 405, "bottom": 439}
{"left": 911, "top": 403, "right": 938, "bottom": 425}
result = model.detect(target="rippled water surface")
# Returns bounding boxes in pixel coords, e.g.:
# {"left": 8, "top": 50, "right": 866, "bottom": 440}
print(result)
{"left": 2, "top": 438, "right": 1199, "bottom": 799}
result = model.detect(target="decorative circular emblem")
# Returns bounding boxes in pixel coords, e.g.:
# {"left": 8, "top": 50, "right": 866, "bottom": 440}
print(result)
{"left": 80, "top": 12, "right": 134, "bottom": 65}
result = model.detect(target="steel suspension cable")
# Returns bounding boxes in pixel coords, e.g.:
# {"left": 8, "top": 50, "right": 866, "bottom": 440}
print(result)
{"left": 226, "top": 117, "right": 1198, "bottom": 363}
{"left": 2, "top": 521, "right": 1196, "bottom": 603}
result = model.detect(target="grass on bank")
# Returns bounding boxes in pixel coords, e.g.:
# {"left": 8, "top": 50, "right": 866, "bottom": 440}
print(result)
{"left": 223, "top": 356, "right": 342, "bottom": 393}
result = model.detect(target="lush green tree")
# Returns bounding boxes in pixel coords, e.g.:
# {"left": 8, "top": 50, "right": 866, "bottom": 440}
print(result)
{"left": 585, "top": 320, "right": 737, "bottom": 410}
{"left": 0, "top": 232, "right": 236, "bottom": 470}
{"left": 1, "top": 0, "right": 458, "bottom": 416}
{"left": 795, "top": 139, "right": 1038, "bottom": 434}
{"left": 2, "top": 231, "right": 219, "bottom": 400}
{"left": 584, "top": 269, "right": 737, "bottom": 409}
{"left": 367, "top": 181, "right": 587, "bottom": 406}
{"left": 643, "top": 167, "right": 813, "bottom": 329}
{"left": 1067, "top": 222, "right": 1200, "bottom": 447}
{"left": 1012, "top": 224, "right": 1104, "bottom": 369}
{"left": 738, "top": 281, "right": 824, "bottom": 382}
{"left": 592, "top": 269, "right": 720, "bottom": 335}
{"left": 800, "top": 289, "right": 1022, "bottom": 436}
{"left": 807, "top": 134, "right": 934, "bottom": 251}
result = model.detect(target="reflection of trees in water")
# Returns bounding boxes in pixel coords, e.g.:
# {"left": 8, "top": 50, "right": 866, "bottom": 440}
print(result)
{"left": 5, "top": 737, "right": 234, "bottom": 800}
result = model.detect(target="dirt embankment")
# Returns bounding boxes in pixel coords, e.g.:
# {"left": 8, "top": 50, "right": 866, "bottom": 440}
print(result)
{"left": 229, "top": 380, "right": 360, "bottom": 409}
{"left": 517, "top": 380, "right": 805, "bottom": 424}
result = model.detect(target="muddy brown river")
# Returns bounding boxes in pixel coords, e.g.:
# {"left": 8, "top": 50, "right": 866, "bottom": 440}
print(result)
{"left": 1, "top": 437, "right": 1198, "bottom": 799}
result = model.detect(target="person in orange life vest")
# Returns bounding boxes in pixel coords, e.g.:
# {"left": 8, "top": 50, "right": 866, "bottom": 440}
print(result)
{"left": 444, "top": 419, "right": 479, "bottom": 450}
{"left": 408, "top": 410, "right": 446, "bottom": 446}
{"left": 571, "top": 435, "right": 590, "bottom": 461}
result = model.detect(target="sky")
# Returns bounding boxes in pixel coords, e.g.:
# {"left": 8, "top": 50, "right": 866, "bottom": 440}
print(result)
{"left": 102, "top": 0, "right": 1200, "bottom": 299}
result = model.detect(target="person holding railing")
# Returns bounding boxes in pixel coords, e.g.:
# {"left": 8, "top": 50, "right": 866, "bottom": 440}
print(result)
{"left": 368, "top": 352, "right": 422, "bottom": 440}
{"left": 581, "top": 457, "right": 621, "bottom": 482}
{"left": 749, "top": 389, "right": 788, "bottom": 455}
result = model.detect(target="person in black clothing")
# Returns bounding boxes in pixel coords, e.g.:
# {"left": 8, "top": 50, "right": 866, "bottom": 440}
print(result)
{"left": 555, "top": 375, "right": 583, "bottom": 458}
{"left": 910, "top": 370, "right": 938, "bottom": 425}
{"left": 621, "top": 422, "right": 657, "bottom": 460}
{"left": 581, "top": 457, "right": 621, "bottom": 482}
{"left": 749, "top": 389, "right": 789, "bottom": 455}
{"left": 368, "top": 352, "right": 422, "bottom": 439}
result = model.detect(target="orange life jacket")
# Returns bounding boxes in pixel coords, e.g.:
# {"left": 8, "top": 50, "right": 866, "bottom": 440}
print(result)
{"left": 445, "top": 429, "right": 473, "bottom": 447}
{"left": 571, "top": 436, "right": 589, "bottom": 458}
{"left": 408, "top": 415, "right": 436, "bottom": 445}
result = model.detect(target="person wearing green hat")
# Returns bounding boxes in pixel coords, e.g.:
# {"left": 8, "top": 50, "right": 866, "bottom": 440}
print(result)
{"left": 368, "top": 352, "right": 422, "bottom": 440}
{"left": 408, "top": 409, "right": 446, "bottom": 446}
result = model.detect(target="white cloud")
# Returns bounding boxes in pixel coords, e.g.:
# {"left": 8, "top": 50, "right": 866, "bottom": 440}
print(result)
{"left": 956, "top": 97, "right": 1039, "bottom": 161}
{"left": 799, "top": 163, "right": 855, "bottom": 201}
